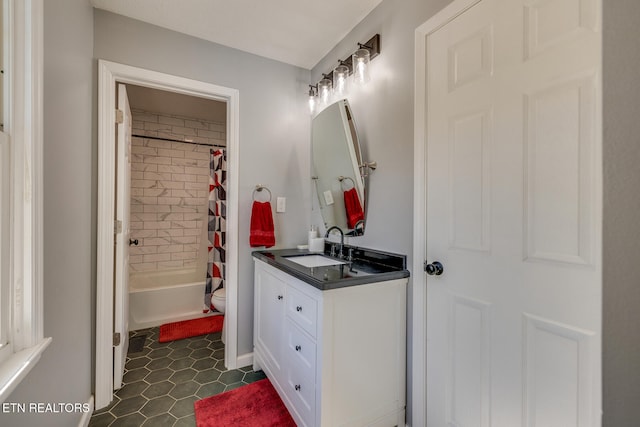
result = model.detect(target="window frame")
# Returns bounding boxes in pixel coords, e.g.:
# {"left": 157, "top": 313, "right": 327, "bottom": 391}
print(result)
{"left": 0, "top": 0, "right": 50, "bottom": 403}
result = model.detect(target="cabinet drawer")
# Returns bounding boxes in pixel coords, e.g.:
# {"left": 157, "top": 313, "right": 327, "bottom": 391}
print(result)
{"left": 285, "top": 319, "right": 316, "bottom": 371}
{"left": 286, "top": 286, "right": 318, "bottom": 338}
{"left": 285, "top": 359, "right": 316, "bottom": 427}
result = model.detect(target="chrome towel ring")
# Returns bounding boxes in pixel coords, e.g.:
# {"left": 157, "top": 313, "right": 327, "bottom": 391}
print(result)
{"left": 252, "top": 185, "right": 272, "bottom": 202}
{"left": 338, "top": 176, "right": 355, "bottom": 190}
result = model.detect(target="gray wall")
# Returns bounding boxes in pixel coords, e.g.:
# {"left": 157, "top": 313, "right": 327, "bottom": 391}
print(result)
{"left": 1, "top": 0, "right": 95, "bottom": 426}
{"left": 312, "top": 0, "right": 448, "bottom": 255}
{"left": 602, "top": 1, "right": 640, "bottom": 425}
{"left": 311, "top": 0, "right": 450, "bottom": 423}
{"left": 94, "top": 10, "right": 311, "bottom": 356}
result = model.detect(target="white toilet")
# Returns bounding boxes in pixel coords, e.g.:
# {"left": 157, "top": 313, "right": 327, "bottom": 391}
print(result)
{"left": 211, "top": 288, "right": 226, "bottom": 344}
{"left": 212, "top": 288, "right": 226, "bottom": 313}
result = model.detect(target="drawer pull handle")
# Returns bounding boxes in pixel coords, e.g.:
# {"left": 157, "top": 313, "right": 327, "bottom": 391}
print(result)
{"left": 296, "top": 306, "right": 302, "bottom": 312}
{"left": 295, "top": 345, "right": 301, "bottom": 351}
{"left": 295, "top": 384, "right": 301, "bottom": 391}
{"left": 277, "top": 295, "right": 283, "bottom": 300}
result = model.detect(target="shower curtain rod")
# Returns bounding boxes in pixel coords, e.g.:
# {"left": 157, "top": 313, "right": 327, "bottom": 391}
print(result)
{"left": 132, "top": 133, "right": 226, "bottom": 148}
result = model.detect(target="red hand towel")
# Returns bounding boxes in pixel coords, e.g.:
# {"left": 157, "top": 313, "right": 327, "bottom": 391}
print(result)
{"left": 343, "top": 188, "right": 364, "bottom": 229}
{"left": 250, "top": 201, "right": 275, "bottom": 247}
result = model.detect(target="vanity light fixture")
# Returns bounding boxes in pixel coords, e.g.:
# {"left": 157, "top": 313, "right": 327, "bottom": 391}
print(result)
{"left": 308, "top": 84, "right": 318, "bottom": 114}
{"left": 318, "top": 76, "right": 333, "bottom": 105}
{"left": 333, "top": 63, "right": 350, "bottom": 97}
{"left": 352, "top": 47, "right": 371, "bottom": 85}
{"left": 308, "top": 34, "right": 381, "bottom": 110}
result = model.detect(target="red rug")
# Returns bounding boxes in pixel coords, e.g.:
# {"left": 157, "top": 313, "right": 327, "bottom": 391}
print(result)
{"left": 158, "top": 315, "right": 224, "bottom": 343}
{"left": 194, "top": 378, "right": 296, "bottom": 427}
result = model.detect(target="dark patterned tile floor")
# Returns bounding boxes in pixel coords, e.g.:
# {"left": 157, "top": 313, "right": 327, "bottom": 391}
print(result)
{"left": 89, "top": 327, "right": 266, "bottom": 427}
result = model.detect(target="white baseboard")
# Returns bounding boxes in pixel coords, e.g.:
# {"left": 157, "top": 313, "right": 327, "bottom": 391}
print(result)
{"left": 78, "top": 395, "right": 94, "bottom": 427}
{"left": 236, "top": 351, "right": 253, "bottom": 369}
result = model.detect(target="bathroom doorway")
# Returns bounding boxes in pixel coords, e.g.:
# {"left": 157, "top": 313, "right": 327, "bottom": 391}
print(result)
{"left": 95, "top": 60, "right": 240, "bottom": 410}
{"left": 124, "top": 84, "right": 228, "bottom": 331}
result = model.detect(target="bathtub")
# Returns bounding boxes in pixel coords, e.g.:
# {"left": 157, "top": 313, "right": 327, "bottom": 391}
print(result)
{"left": 129, "top": 268, "right": 208, "bottom": 330}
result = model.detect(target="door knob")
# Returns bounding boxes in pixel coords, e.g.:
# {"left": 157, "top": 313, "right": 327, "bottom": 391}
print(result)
{"left": 424, "top": 261, "right": 443, "bottom": 276}
{"left": 129, "top": 238, "right": 139, "bottom": 246}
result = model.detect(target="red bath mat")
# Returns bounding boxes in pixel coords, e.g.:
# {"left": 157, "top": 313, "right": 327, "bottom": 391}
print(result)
{"left": 158, "top": 315, "right": 224, "bottom": 343}
{"left": 194, "top": 378, "right": 296, "bottom": 427}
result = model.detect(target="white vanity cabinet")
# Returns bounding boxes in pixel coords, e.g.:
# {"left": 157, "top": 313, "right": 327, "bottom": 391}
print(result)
{"left": 253, "top": 259, "right": 407, "bottom": 427}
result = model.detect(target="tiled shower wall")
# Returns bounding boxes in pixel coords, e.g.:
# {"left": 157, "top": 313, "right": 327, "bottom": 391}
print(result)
{"left": 129, "top": 108, "right": 226, "bottom": 272}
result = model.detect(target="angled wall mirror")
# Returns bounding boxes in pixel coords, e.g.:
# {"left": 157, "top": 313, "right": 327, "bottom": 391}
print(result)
{"left": 311, "top": 99, "right": 367, "bottom": 236}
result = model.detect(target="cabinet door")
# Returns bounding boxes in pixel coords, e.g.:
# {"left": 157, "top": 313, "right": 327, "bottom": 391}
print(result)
{"left": 255, "top": 267, "right": 287, "bottom": 375}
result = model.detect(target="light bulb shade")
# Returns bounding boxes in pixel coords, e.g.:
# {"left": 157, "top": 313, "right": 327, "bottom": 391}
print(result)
{"left": 333, "top": 65, "right": 349, "bottom": 97}
{"left": 352, "top": 48, "right": 371, "bottom": 85}
{"left": 308, "top": 94, "right": 317, "bottom": 114}
{"left": 318, "top": 78, "right": 332, "bottom": 104}
{"left": 308, "top": 85, "right": 317, "bottom": 114}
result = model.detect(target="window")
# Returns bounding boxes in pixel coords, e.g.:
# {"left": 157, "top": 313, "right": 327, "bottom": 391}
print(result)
{"left": 0, "top": 0, "right": 49, "bottom": 402}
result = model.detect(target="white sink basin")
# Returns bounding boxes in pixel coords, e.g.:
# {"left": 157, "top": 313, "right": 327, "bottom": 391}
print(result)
{"left": 285, "top": 254, "right": 347, "bottom": 268}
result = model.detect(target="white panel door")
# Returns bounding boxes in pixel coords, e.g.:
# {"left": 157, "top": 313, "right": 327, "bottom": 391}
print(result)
{"left": 425, "top": 0, "right": 601, "bottom": 425}
{"left": 114, "top": 83, "right": 132, "bottom": 390}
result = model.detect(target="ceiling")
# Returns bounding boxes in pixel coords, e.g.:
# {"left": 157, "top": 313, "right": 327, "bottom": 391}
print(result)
{"left": 125, "top": 84, "right": 227, "bottom": 123}
{"left": 90, "top": 0, "right": 384, "bottom": 69}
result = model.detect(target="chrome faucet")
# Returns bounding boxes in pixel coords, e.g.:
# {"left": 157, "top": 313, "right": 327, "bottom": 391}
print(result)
{"left": 325, "top": 226, "right": 344, "bottom": 259}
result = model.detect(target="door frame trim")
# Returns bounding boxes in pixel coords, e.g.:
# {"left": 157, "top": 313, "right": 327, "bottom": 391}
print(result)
{"left": 412, "top": 1, "right": 482, "bottom": 425}
{"left": 95, "top": 60, "right": 241, "bottom": 410}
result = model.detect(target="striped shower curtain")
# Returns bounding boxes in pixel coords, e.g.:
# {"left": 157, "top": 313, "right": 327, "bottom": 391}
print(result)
{"left": 205, "top": 148, "right": 227, "bottom": 313}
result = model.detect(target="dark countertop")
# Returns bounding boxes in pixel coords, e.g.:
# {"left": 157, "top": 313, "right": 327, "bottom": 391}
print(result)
{"left": 252, "top": 245, "right": 410, "bottom": 291}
